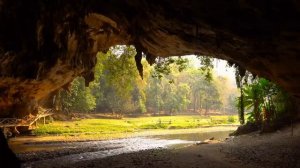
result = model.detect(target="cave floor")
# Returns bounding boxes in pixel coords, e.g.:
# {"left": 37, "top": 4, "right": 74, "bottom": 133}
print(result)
{"left": 18, "top": 124, "right": 300, "bottom": 168}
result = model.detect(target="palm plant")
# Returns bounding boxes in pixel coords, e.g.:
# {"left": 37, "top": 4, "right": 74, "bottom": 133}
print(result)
{"left": 243, "top": 81, "right": 263, "bottom": 125}
{"left": 242, "top": 78, "right": 292, "bottom": 128}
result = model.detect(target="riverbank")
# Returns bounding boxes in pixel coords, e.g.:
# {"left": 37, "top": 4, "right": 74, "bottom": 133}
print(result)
{"left": 69, "top": 123, "right": 300, "bottom": 168}
{"left": 16, "top": 123, "right": 300, "bottom": 168}
{"left": 21, "top": 115, "right": 238, "bottom": 142}
{"left": 9, "top": 126, "right": 237, "bottom": 153}
{"left": 14, "top": 128, "right": 234, "bottom": 167}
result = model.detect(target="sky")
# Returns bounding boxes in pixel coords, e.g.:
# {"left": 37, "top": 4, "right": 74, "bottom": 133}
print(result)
{"left": 185, "top": 55, "right": 236, "bottom": 86}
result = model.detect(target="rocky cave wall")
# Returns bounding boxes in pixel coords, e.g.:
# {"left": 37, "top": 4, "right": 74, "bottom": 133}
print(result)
{"left": 0, "top": 0, "right": 300, "bottom": 117}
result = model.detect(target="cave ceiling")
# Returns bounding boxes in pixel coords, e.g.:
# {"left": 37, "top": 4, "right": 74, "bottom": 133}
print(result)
{"left": 0, "top": 0, "right": 300, "bottom": 116}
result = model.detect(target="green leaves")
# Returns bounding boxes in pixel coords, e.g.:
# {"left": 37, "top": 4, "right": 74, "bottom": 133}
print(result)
{"left": 95, "top": 45, "right": 143, "bottom": 113}
{"left": 60, "top": 77, "right": 96, "bottom": 112}
{"left": 239, "top": 77, "right": 293, "bottom": 127}
{"left": 151, "top": 57, "right": 189, "bottom": 79}
{"left": 146, "top": 58, "right": 225, "bottom": 115}
{"left": 59, "top": 46, "right": 235, "bottom": 116}
{"left": 197, "top": 55, "right": 214, "bottom": 81}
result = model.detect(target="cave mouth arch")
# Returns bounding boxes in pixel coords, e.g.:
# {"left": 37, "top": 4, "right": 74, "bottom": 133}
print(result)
{"left": 0, "top": 0, "right": 300, "bottom": 117}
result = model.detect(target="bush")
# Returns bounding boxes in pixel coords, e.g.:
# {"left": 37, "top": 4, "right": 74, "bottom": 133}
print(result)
{"left": 227, "top": 116, "right": 235, "bottom": 123}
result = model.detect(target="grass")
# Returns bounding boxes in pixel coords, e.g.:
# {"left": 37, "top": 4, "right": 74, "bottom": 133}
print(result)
{"left": 33, "top": 115, "right": 239, "bottom": 141}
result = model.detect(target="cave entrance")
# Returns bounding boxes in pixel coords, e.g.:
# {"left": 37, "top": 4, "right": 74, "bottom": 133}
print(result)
{"left": 0, "top": 1, "right": 300, "bottom": 167}
{"left": 8, "top": 45, "right": 298, "bottom": 168}
{"left": 6, "top": 46, "right": 244, "bottom": 166}
{"left": 10, "top": 46, "right": 298, "bottom": 167}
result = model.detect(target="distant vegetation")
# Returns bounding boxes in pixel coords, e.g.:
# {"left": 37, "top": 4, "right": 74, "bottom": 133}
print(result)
{"left": 27, "top": 44, "right": 297, "bottom": 143}
{"left": 54, "top": 46, "right": 237, "bottom": 116}
{"left": 51, "top": 45, "right": 296, "bottom": 133}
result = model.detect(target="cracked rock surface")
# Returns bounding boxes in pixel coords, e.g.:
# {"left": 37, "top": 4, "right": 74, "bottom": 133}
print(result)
{"left": 0, "top": 0, "right": 300, "bottom": 116}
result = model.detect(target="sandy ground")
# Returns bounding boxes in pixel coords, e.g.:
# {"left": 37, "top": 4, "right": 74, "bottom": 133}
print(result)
{"left": 17, "top": 124, "right": 300, "bottom": 168}
{"left": 64, "top": 124, "right": 300, "bottom": 168}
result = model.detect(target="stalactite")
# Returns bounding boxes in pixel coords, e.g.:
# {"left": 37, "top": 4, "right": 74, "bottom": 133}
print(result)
{"left": 135, "top": 47, "right": 143, "bottom": 79}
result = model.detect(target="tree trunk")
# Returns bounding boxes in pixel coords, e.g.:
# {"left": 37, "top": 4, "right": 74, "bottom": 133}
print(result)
{"left": 193, "top": 92, "right": 197, "bottom": 113}
{"left": 240, "top": 87, "right": 245, "bottom": 124}
{"left": 254, "top": 100, "right": 261, "bottom": 125}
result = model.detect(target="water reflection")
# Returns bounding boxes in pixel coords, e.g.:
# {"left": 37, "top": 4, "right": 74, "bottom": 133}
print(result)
{"left": 22, "top": 138, "right": 193, "bottom": 168}
{"left": 152, "top": 130, "right": 233, "bottom": 141}
{"left": 20, "top": 131, "right": 233, "bottom": 168}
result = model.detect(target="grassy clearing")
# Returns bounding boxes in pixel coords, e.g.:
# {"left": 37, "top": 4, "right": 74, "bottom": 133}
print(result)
{"left": 33, "top": 115, "right": 238, "bottom": 140}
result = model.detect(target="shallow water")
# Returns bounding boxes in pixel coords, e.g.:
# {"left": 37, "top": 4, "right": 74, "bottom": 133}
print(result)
{"left": 18, "top": 130, "right": 233, "bottom": 168}
{"left": 152, "top": 130, "right": 233, "bottom": 141}
{"left": 21, "top": 138, "right": 192, "bottom": 168}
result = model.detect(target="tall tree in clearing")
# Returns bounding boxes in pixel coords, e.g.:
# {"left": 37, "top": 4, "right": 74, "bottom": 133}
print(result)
{"left": 58, "top": 46, "right": 236, "bottom": 115}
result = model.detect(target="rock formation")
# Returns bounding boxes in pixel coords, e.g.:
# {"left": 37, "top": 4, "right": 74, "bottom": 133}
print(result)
{"left": 0, "top": 131, "right": 21, "bottom": 167}
{"left": 0, "top": 0, "right": 300, "bottom": 117}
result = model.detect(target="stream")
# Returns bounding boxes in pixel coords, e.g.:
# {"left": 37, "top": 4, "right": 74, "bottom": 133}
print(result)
{"left": 13, "top": 130, "right": 233, "bottom": 168}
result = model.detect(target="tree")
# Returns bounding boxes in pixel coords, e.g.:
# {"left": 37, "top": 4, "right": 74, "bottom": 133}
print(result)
{"left": 58, "top": 45, "right": 146, "bottom": 114}
{"left": 146, "top": 56, "right": 224, "bottom": 115}
{"left": 176, "top": 83, "right": 191, "bottom": 113}
{"left": 243, "top": 79, "right": 263, "bottom": 125}
{"left": 95, "top": 46, "right": 144, "bottom": 113}
{"left": 234, "top": 67, "right": 250, "bottom": 124}
{"left": 238, "top": 77, "right": 296, "bottom": 131}
{"left": 60, "top": 77, "right": 96, "bottom": 113}
{"left": 58, "top": 47, "right": 236, "bottom": 116}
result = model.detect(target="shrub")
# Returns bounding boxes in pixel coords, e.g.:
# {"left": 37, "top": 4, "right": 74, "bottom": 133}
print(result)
{"left": 227, "top": 116, "right": 235, "bottom": 123}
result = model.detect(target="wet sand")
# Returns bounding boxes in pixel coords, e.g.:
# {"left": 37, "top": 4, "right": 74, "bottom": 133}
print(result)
{"left": 68, "top": 125, "right": 300, "bottom": 168}
{"left": 11, "top": 125, "right": 300, "bottom": 168}
{"left": 16, "top": 129, "right": 233, "bottom": 168}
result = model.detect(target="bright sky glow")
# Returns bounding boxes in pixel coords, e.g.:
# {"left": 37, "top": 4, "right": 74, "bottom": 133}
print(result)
{"left": 185, "top": 55, "right": 236, "bottom": 86}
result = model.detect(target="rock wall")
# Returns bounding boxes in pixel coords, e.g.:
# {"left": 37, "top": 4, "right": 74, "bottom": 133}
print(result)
{"left": 0, "top": 0, "right": 300, "bottom": 117}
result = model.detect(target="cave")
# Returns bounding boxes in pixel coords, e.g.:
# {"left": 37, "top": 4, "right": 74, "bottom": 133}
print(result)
{"left": 1, "top": 0, "right": 300, "bottom": 117}
{"left": 1, "top": 0, "right": 300, "bottom": 167}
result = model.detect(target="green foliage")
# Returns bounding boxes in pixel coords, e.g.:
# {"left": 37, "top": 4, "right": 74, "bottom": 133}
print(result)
{"left": 59, "top": 45, "right": 147, "bottom": 114}
{"left": 234, "top": 69, "right": 252, "bottom": 124}
{"left": 152, "top": 57, "right": 189, "bottom": 79}
{"left": 146, "top": 59, "right": 225, "bottom": 115}
{"left": 236, "top": 91, "right": 245, "bottom": 124}
{"left": 95, "top": 46, "right": 141, "bottom": 113}
{"left": 60, "top": 77, "right": 96, "bottom": 112}
{"left": 196, "top": 55, "right": 214, "bottom": 81}
{"left": 58, "top": 46, "right": 236, "bottom": 115}
{"left": 227, "top": 116, "right": 236, "bottom": 123}
{"left": 238, "top": 77, "right": 295, "bottom": 129}
{"left": 138, "top": 98, "right": 147, "bottom": 113}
